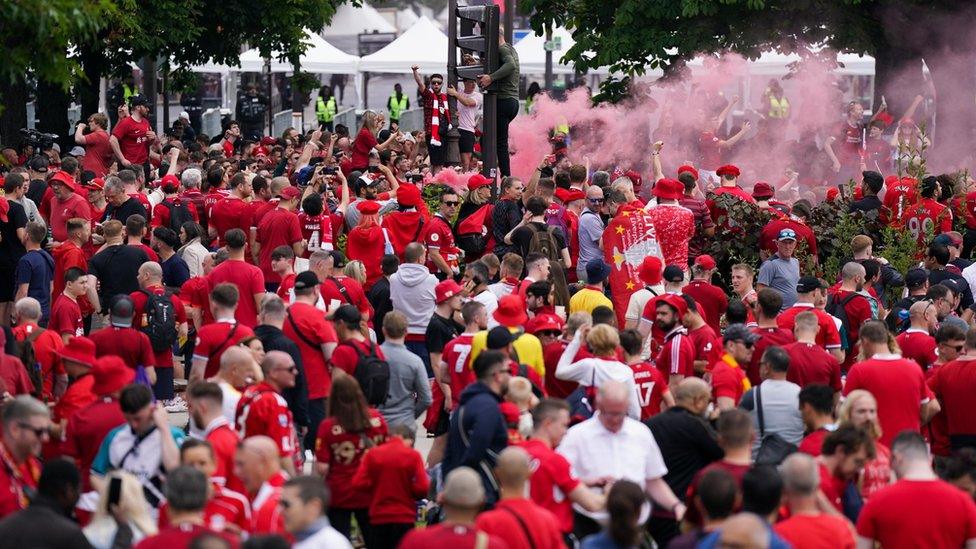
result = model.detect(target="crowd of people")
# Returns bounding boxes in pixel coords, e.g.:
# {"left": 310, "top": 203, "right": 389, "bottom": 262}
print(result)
{"left": 2, "top": 67, "right": 976, "bottom": 549}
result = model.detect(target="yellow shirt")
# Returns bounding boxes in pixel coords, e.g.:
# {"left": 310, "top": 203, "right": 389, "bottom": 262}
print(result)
{"left": 469, "top": 328, "right": 545, "bottom": 377}
{"left": 569, "top": 286, "right": 614, "bottom": 316}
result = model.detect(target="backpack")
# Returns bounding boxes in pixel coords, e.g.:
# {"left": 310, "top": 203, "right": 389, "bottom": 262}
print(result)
{"left": 347, "top": 341, "right": 391, "bottom": 406}
{"left": 161, "top": 199, "right": 194, "bottom": 233}
{"left": 455, "top": 204, "right": 492, "bottom": 260}
{"left": 140, "top": 290, "right": 178, "bottom": 353}
{"left": 824, "top": 292, "right": 859, "bottom": 349}
{"left": 527, "top": 223, "right": 562, "bottom": 265}
{"left": 15, "top": 328, "right": 44, "bottom": 397}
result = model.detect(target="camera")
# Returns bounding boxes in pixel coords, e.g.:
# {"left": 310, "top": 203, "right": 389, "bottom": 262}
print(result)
{"left": 20, "top": 128, "right": 58, "bottom": 152}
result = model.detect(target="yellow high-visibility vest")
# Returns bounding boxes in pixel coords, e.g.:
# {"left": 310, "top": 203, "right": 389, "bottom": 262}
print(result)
{"left": 316, "top": 96, "right": 337, "bottom": 123}
{"left": 768, "top": 94, "right": 790, "bottom": 119}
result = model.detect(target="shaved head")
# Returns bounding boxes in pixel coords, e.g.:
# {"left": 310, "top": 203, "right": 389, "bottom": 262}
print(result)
{"left": 673, "top": 377, "right": 710, "bottom": 403}
{"left": 494, "top": 447, "right": 530, "bottom": 489}
{"left": 719, "top": 513, "right": 770, "bottom": 549}
{"left": 260, "top": 350, "right": 293, "bottom": 377}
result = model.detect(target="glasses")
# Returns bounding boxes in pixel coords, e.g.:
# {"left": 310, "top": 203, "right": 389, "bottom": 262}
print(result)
{"left": 431, "top": 81, "right": 443, "bottom": 86}
{"left": 442, "top": 201, "right": 459, "bottom": 207}
{"left": 17, "top": 423, "right": 48, "bottom": 438}
{"left": 588, "top": 198, "right": 604, "bottom": 203}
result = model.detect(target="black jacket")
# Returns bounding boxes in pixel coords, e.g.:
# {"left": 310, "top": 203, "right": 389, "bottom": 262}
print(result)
{"left": 645, "top": 406, "right": 723, "bottom": 497}
{"left": 0, "top": 496, "right": 94, "bottom": 548}
{"left": 367, "top": 277, "right": 393, "bottom": 345}
{"left": 443, "top": 382, "right": 507, "bottom": 505}
{"left": 254, "top": 324, "right": 310, "bottom": 428}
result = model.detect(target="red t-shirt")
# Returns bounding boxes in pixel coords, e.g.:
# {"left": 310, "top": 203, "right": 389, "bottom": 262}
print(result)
{"left": 51, "top": 374, "right": 95, "bottom": 424}
{"left": 11, "top": 324, "right": 63, "bottom": 400}
{"left": 707, "top": 185, "right": 755, "bottom": 231}
{"left": 443, "top": 333, "right": 477, "bottom": 408}
{"left": 350, "top": 126, "right": 377, "bottom": 169}
{"left": 250, "top": 198, "right": 277, "bottom": 229}
{"left": 205, "top": 421, "right": 242, "bottom": 491}
{"left": 630, "top": 360, "right": 668, "bottom": 420}
{"left": 399, "top": 523, "right": 507, "bottom": 549}
{"left": 687, "top": 324, "right": 722, "bottom": 372}
{"left": 350, "top": 436, "right": 430, "bottom": 525}
{"left": 856, "top": 479, "right": 976, "bottom": 549}
{"left": 283, "top": 302, "right": 338, "bottom": 399}
{"left": 844, "top": 355, "right": 930, "bottom": 447}
{"left": 834, "top": 121, "right": 864, "bottom": 166}
{"left": 210, "top": 196, "right": 254, "bottom": 248}
{"left": 193, "top": 321, "right": 254, "bottom": 378}
{"left": 656, "top": 328, "right": 696, "bottom": 379}
{"left": 925, "top": 363, "right": 952, "bottom": 457}
{"left": 776, "top": 304, "right": 842, "bottom": 350}
{"left": 50, "top": 194, "right": 92, "bottom": 242}
{"left": 647, "top": 204, "right": 696, "bottom": 267}
{"left": 235, "top": 382, "right": 297, "bottom": 459}
{"left": 797, "top": 428, "right": 830, "bottom": 457}
{"left": 475, "top": 498, "right": 565, "bottom": 549}
{"left": 158, "top": 484, "right": 251, "bottom": 536}
{"left": 928, "top": 357, "right": 976, "bottom": 441}
{"left": 130, "top": 286, "right": 188, "bottom": 369}
{"left": 204, "top": 189, "right": 230, "bottom": 223}
{"left": 249, "top": 478, "right": 286, "bottom": 536}
{"left": 902, "top": 198, "right": 953, "bottom": 250}
{"left": 49, "top": 294, "right": 84, "bottom": 339}
{"left": 783, "top": 341, "right": 842, "bottom": 390}
{"left": 60, "top": 396, "right": 125, "bottom": 491}
{"left": 111, "top": 115, "right": 151, "bottom": 165}
{"left": 698, "top": 131, "right": 722, "bottom": 169}
{"left": 298, "top": 211, "right": 334, "bottom": 258}
{"left": 682, "top": 280, "right": 728, "bottom": 334}
{"left": 90, "top": 326, "right": 156, "bottom": 371}
{"left": 331, "top": 339, "right": 385, "bottom": 378}
{"left": 775, "top": 513, "right": 855, "bottom": 549}
{"left": 827, "top": 288, "right": 873, "bottom": 348}
{"left": 134, "top": 523, "right": 237, "bottom": 549}
{"left": 883, "top": 177, "right": 918, "bottom": 224}
{"left": 256, "top": 208, "right": 302, "bottom": 282}
{"left": 542, "top": 340, "right": 580, "bottom": 399}
{"left": 52, "top": 241, "right": 88, "bottom": 298}
{"left": 80, "top": 130, "right": 114, "bottom": 177}
{"left": 314, "top": 409, "right": 388, "bottom": 509}
{"left": 276, "top": 273, "right": 296, "bottom": 303}
{"left": 519, "top": 438, "right": 581, "bottom": 534}
{"left": 818, "top": 461, "right": 845, "bottom": 512}
{"left": 685, "top": 461, "right": 750, "bottom": 526}
{"left": 0, "top": 356, "right": 33, "bottom": 398}
{"left": 208, "top": 259, "right": 265, "bottom": 327}
{"left": 709, "top": 357, "right": 747, "bottom": 406}
{"left": 319, "top": 276, "right": 372, "bottom": 320}
{"left": 896, "top": 330, "right": 937, "bottom": 372}
{"left": 421, "top": 214, "right": 460, "bottom": 274}
{"left": 747, "top": 326, "right": 795, "bottom": 385}
{"left": 182, "top": 276, "right": 215, "bottom": 325}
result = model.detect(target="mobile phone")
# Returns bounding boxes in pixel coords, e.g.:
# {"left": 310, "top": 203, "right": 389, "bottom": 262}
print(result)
{"left": 323, "top": 166, "right": 338, "bottom": 175}
{"left": 108, "top": 476, "right": 123, "bottom": 507}
{"left": 409, "top": 173, "right": 423, "bottom": 183}
{"left": 367, "top": 166, "right": 381, "bottom": 174}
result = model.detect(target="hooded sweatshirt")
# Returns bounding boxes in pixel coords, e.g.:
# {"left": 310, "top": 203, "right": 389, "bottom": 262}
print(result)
{"left": 389, "top": 263, "right": 437, "bottom": 336}
{"left": 346, "top": 223, "right": 385, "bottom": 290}
{"left": 442, "top": 381, "right": 507, "bottom": 506}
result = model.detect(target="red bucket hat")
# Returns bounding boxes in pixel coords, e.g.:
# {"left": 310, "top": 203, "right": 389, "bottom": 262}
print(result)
{"left": 493, "top": 294, "right": 528, "bottom": 327}
{"left": 91, "top": 355, "right": 136, "bottom": 395}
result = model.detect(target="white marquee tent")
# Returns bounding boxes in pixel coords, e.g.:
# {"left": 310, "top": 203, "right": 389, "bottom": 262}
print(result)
{"left": 190, "top": 29, "right": 359, "bottom": 74}
{"left": 359, "top": 16, "right": 448, "bottom": 74}
{"left": 323, "top": 2, "right": 396, "bottom": 37}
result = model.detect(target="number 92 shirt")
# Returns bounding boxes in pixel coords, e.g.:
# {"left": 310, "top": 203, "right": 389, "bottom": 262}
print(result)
{"left": 314, "top": 410, "right": 388, "bottom": 510}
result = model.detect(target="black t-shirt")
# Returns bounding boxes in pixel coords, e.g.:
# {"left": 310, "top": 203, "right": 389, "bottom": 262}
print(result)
{"left": 645, "top": 407, "right": 723, "bottom": 497}
{"left": 27, "top": 179, "right": 47, "bottom": 207}
{"left": 368, "top": 277, "right": 392, "bottom": 344}
{"left": 88, "top": 244, "right": 150, "bottom": 311}
{"left": 849, "top": 195, "right": 882, "bottom": 215}
{"left": 930, "top": 268, "right": 973, "bottom": 309}
{"left": 425, "top": 312, "right": 463, "bottom": 354}
{"left": 887, "top": 294, "right": 925, "bottom": 333}
{"left": 511, "top": 221, "right": 568, "bottom": 258}
{"left": 0, "top": 200, "right": 28, "bottom": 268}
{"left": 104, "top": 197, "right": 148, "bottom": 223}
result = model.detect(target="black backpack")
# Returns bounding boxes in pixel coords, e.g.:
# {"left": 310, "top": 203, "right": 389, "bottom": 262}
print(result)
{"left": 141, "top": 290, "right": 178, "bottom": 353}
{"left": 347, "top": 341, "right": 391, "bottom": 406}
{"left": 15, "top": 328, "right": 45, "bottom": 397}
{"left": 527, "top": 223, "right": 563, "bottom": 265}
{"left": 161, "top": 199, "right": 194, "bottom": 233}
{"left": 824, "top": 292, "right": 859, "bottom": 349}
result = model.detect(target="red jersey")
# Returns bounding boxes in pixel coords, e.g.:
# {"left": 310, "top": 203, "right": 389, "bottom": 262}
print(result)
{"left": 350, "top": 436, "right": 429, "bottom": 525}
{"left": 475, "top": 498, "right": 565, "bottom": 549}
{"left": 844, "top": 354, "right": 930, "bottom": 447}
{"left": 249, "top": 198, "right": 277, "bottom": 229}
{"left": 204, "top": 189, "right": 230, "bottom": 223}
{"left": 314, "top": 410, "right": 388, "bottom": 509}
{"left": 442, "top": 333, "right": 477, "bottom": 408}
{"left": 519, "top": 438, "right": 581, "bottom": 534}
{"left": 687, "top": 324, "right": 722, "bottom": 372}
{"left": 11, "top": 324, "right": 63, "bottom": 400}
{"left": 192, "top": 321, "right": 254, "bottom": 378}
{"left": 400, "top": 523, "right": 507, "bottom": 549}
{"left": 656, "top": 327, "right": 695, "bottom": 379}
{"left": 776, "top": 304, "right": 842, "bottom": 350}
{"left": 797, "top": 428, "right": 830, "bottom": 457}
{"left": 210, "top": 196, "right": 253, "bottom": 248}
{"left": 834, "top": 121, "right": 865, "bottom": 166}
{"left": 182, "top": 276, "right": 214, "bottom": 325}
{"left": 895, "top": 329, "right": 937, "bottom": 371}
{"left": 134, "top": 523, "right": 237, "bottom": 549}
{"left": 928, "top": 357, "right": 976, "bottom": 445}
{"left": 331, "top": 339, "right": 385, "bottom": 377}
{"left": 682, "top": 280, "right": 728, "bottom": 333}
{"left": 709, "top": 354, "right": 748, "bottom": 405}
{"left": 297, "top": 211, "right": 334, "bottom": 258}
{"left": 130, "top": 286, "right": 188, "bottom": 370}
{"left": 882, "top": 177, "right": 918, "bottom": 224}
{"left": 111, "top": 115, "right": 151, "bottom": 165}
{"left": 685, "top": 461, "right": 750, "bottom": 527}
{"left": 646, "top": 204, "right": 695, "bottom": 270}
{"left": 52, "top": 241, "right": 87, "bottom": 298}
{"left": 275, "top": 273, "right": 296, "bottom": 303}
{"left": 256, "top": 207, "right": 302, "bottom": 283}
{"left": 747, "top": 326, "right": 795, "bottom": 385}
{"left": 698, "top": 131, "right": 722, "bottom": 169}
{"left": 421, "top": 214, "right": 460, "bottom": 274}
{"left": 51, "top": 375, "right": 95, "bottom": 425}
{"left": 782, "top": 341, "right": 842, "bottom": 390}
{"left": 202, "top": 417, "right": 242, "bottom": 491}
{"left": 235, "top": 381, "right": 297, "bottom": 459}
{"left": 630, "top": 360, "right": 668, "bottom": 420}
{"left": 0, "top": 441, "right": 40, "bottom": 519}
{"left": 319, "top": 275, "right": 372, "bottom": 320}
{"left": 856, "top": 479, "right": 976, "bottom": 549}
{"left": 208, "top": 259, "right": 265, "bottom": 327}
{"left": 151, "top": 197, "right": 199, "bottom": 229}
{"left": 158, "top": 484, "right": 251, "bottom": 536}
{"left": 61, "top": 396, "right": 125, "bottom": 491}
{"left": 49, "top": 294, "right": 84, "bottom": 339}
{"left": 283, "top": 302, "right": 338, "bottom": 399}
{"left": 50, "top": 194, "right": 92, "bottom": 242}
{"left": 902, "top": 197, "right": 952, "bottom": 250}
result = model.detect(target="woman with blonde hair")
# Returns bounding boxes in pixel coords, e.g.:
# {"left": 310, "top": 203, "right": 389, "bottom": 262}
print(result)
{"left": 838, "top": 389, "right": 892, "bottom": 499}
{"left": 343, "top": 260, "right": 367, "bottom": 285}
{"left": 555, "top": 324, "right": 641, "bottom": 418}
{"left": 350, "top": 110, "right": 399, "bottom": 172}
{"left": 83, "top": 471, "right": 157, "bottom": 548}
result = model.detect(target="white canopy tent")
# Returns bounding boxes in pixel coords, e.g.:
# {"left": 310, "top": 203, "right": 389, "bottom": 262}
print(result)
{"left": 323, "top": 2, "right": 396, "bottom": 37}
{"left": 514, "top": 27, "right": 612, "bottom": 76}
{"left": 359, "top": 16, "right": 448, "bottom": 74}
{"left": 189, "top": 29, "right": 359, "bottom": 74}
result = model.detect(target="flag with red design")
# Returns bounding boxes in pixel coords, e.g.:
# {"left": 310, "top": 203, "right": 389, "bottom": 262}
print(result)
{"left": 603, "top": 204, "right": 665, "bottom": 327}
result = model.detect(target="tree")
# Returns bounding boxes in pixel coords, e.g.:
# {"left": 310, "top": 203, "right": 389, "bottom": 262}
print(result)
{"left": 524, "top": 0, "right": 976, "bottom": 158}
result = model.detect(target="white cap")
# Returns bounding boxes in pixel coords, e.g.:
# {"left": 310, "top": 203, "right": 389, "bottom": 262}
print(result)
{"left": 179, "top": 111, "right": 190, "bottom": 120}
{"left": 68, "top": 146, "right": 86, "bottom": 157}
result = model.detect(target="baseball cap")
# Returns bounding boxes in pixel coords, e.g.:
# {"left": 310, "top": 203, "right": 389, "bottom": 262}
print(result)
{"left": 487, "top": 326, "right": 515, "bottom": 350}
{"left": 160, "top": 174, "right": 180, "bottom": 193}
{"left": 723, "top": 323, "right": 760, "bottom": 345}
{"left": 279, "top": 186, "right": 301, "bottom": 200}
{"left": 333, "top": 304, "right": 362, "bottom": 325}
{"left": 435, "top": 280, "right": 463, "bottom": 304}
{"left": 777, "top": 228, "right": 798, "bottom": 242}
{"left": 294, "top": 271, "right": 320, "bottom": 290}
{"left": 68, "top": 146, "right": 86, "bottom": 157}
{"left": 128, "top": 95, "right": 150, "bottom": 107}
{"left": 796, "top": 276, "right": 826, "bottom": 294}
{"left": 109, "top": 295, "right": 135, "bottom": 328}
{"left": 658, "top": 294, "right": 689, "bottom": 318}
{"left": 694, "top": 255, "right": 716, "bottom": 270}
{"left": 663, "top": 265, "right": 685, "bottom": 283}
{"left": 330, "top": 250, "right": 347, "bottom": 268}
{"left": 905, "top": 268, "right": 929, "bottom": 289}
{"left": 467, "top": 173, "right": 491, "bottom": 191}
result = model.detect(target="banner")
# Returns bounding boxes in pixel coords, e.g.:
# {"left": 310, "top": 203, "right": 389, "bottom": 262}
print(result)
{"left": 603, "top": 204, "right": 665, "bottom": 327}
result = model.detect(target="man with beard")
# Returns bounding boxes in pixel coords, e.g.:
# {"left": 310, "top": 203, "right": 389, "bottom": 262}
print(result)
{"left": 652, "top": 294, "right": 696, "bottom": 387}
{"left": 110, "top": 95, "right": 156, "bottom": 171}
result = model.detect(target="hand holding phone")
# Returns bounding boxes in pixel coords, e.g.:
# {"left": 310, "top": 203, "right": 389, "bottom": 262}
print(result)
{"left": 108, "top": 476, "right": 123, "bottom": 507}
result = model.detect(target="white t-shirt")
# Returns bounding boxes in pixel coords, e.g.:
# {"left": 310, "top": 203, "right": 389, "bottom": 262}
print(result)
{"left": 458, "top": 90, "right": 483, "bottom": 132}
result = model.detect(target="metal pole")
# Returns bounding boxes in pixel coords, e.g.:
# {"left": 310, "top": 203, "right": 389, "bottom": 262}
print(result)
{"left": 482, "top": 7, "right": 499, "bottom": 186}
{"left": 447, "top": 0, "right": 458, "bottom": 114}
{"left": 162, "top": 61, "right": 170, "bottom": 131}
{"left": 504, "top": 0, "right": 514, "bottom": 44}
{"left": 544, "top": 26, "right": 553, "bottom": 91}
{"left": 265, "top": 58, "right": 273, "bottom": 134}
{"left": 141, "top": 56, "right": 158, "bottom": 130}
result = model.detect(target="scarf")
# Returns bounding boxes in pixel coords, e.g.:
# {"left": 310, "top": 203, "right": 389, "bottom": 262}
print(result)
{"left": 430, "top": 91, "right": 449, "bottom": 147}
{"left": 719, "top": 352, "right": 753, "bottom": 393}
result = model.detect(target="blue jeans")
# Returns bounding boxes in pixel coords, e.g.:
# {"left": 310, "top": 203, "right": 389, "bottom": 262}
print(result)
{"left": 405, "top": 340, "right": 432, "bottom": 378}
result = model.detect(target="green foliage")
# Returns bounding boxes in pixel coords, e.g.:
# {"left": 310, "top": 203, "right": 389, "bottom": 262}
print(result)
{"left": 808, "top": 194, "right": 863, "bottom": 282}
{"left": 705, "top": 193, "right": 772, "bottom": 270}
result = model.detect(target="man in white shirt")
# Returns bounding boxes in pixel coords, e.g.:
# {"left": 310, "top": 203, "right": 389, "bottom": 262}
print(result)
{"left": 462, "top": 261, "right": 497, "bottom": 318}
{"left": 557, "top": 381, "right": 685, "bottom": 539}
{"left": 448, "top": 79, "right": 482, "bottom": 172}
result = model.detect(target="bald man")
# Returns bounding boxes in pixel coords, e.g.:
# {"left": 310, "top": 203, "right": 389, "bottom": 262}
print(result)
{"left": 717, "top": 513, "right": 770, "bottom": 549}
{"left": 235, "top": 435, "right": 288, "bottom": 535}
{"left": 475, "top": 448, "right": 565, "bottom": 549}
{"left": 235, "top": 351, "right": 298, "bottom": 476}
{"left": 558, "top": 381, "right": 684, "bottom": 540}
{"left": 774, "top": 453, "right": 856, "bottom": 548}
{"left": 131, "top": 260, "right": 189, "bottom": 402}
{"left": 400, "top": 467, "right": 507, "bottom": 549}
{"left": 646, "top": 378, "right": 723, "bottom": 545}
{"left": 895, "top": 300, "right": 938, "bottom": 371}
{"left": 209, "top": 346, "right": 258, "bottom": 427}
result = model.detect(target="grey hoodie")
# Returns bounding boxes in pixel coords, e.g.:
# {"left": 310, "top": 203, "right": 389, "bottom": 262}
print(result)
{"left": 389, "top": 263, "right": 437, "bottom": 335}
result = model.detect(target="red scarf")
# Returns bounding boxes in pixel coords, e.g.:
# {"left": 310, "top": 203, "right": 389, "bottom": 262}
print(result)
{"left": 430, "top": 91, "right": 449, "bottom": 146}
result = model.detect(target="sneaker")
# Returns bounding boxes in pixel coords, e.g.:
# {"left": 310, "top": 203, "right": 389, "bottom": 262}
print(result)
{"left": 164, "top": 396, "right": 188, "bottom": 412}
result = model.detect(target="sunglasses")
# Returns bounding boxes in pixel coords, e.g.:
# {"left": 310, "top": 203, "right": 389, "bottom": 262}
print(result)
{"left": 734, "top": 340, "right": 755, "bottom": 349}
{"left": 275, "top": 366, "right": 299, "bottom": 375}
{"left": 588, "top": 198, "right": 604, "bottom": 203}
{"left": 443, "top": 201, "right": 459, "bottom": 207}
{"left": 431, "top": 81, "right": 443, "bottom": 86}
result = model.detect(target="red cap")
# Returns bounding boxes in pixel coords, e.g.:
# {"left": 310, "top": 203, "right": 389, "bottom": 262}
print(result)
{"left": 49, "top": 171, "right": 79, "bottom": 192}
{"left": 499, "top": 401, "right": 521, "bottom": 424}
{"left": 493, "top": 294, "right": 528, "bottom": 327}
{"left": 91, "top": 355, "right": 136, "bottom": 395}
{"left": 659, "top": 294, "right": 689, "bottom": 318}
{"left": 638, "top": 256, "right": 663, "bottom": 285}
{"left": 435, "top": 280, "right": 463, "bottom": 304}
{"left": 86, "top": 177, "right": 105, "bottom": 191}
{"left": 58, "top": 336, "right": 97, "bottom": 368}
{"left": 716, "top": 165, "right": 740, "bottom": 178}
{"left": 260, "top": 136, "right": 277, "bottom": 146}
{"left": 279, "top": 186, "right": 301, "bottom": 200}
{"left": 853, "top": 185, "right": 863, "bottom": 200}
{"left": 396, "top": 184, "right": 422, "bottom": 208}
{"left": 467, "top": 173, "right": 491, "bottom": 191}
{"left": 160, "top": 174, "right": 181, "bottom": 193}
{"left": 356, "top": 200, "right": 380, "bottom": 215}
{"left": 653, "top": 178, "right": 684, "bottom": 201}
{"left": 826, "top": 187, "right": 840, "bottom": 201}
{"left": 625, "top": 170, "right": 643, "bottom": 192}
{"left": 677, "top": 165, "right": 699, "bottom": 180}
{"left": 564, "top": 189, "right": 585, "bottom": 203}
{"left": 526, "top": 313, "right": 565, "bottom": 335}
{"left": 254, "top": 146, "right": 269, "bottom": 157}
{"left": 752, "top": 181, "right": 774, "bottom": 199}
{"left": 695, "top": 254, "right": 717, "bottom": 270}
